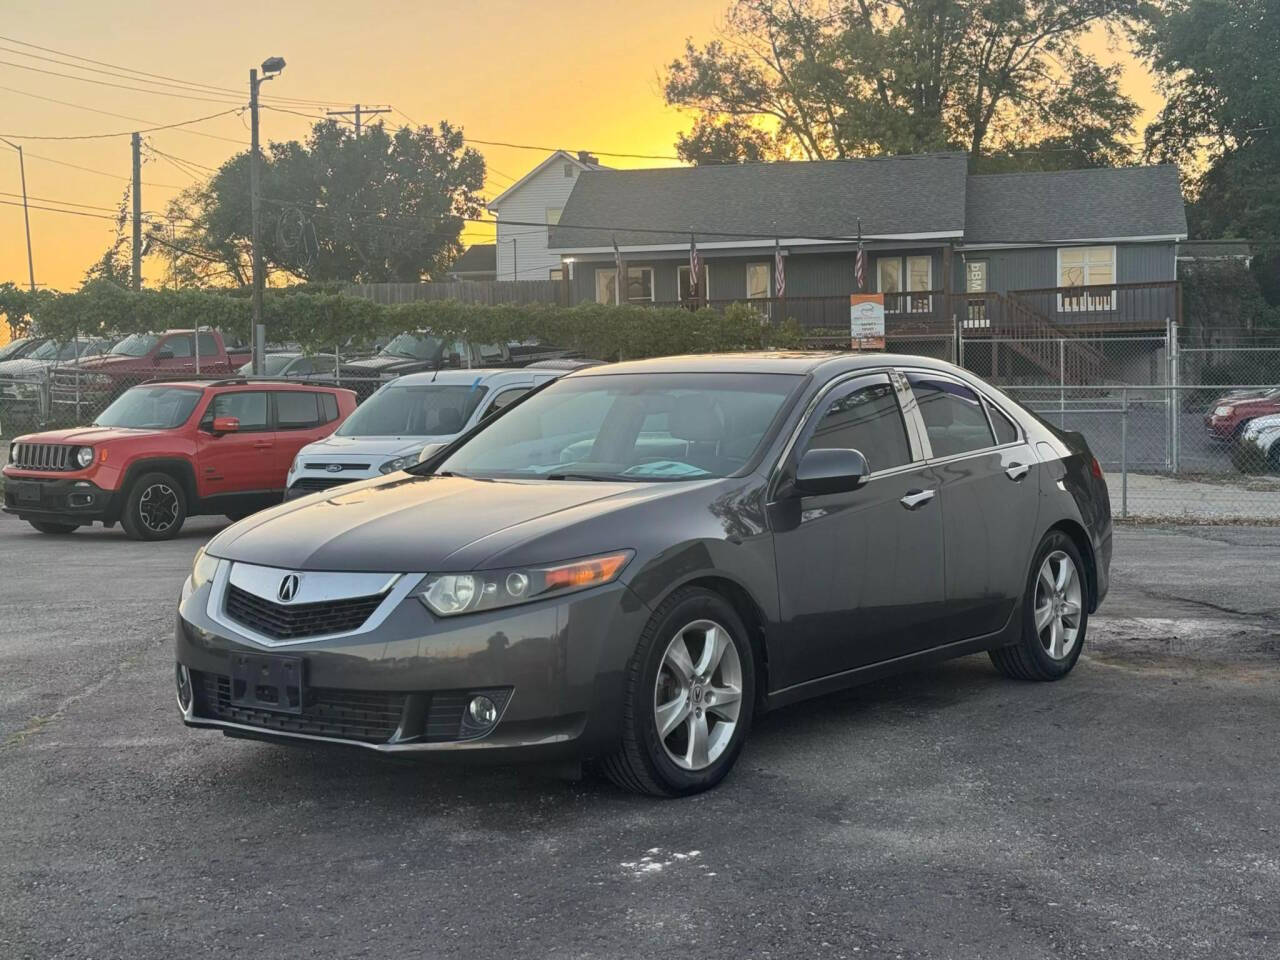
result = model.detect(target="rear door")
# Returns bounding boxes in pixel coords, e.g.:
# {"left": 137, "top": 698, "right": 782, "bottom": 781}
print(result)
{"left": 903, "top": 370, "right": 1040, "bottom": 642}
{"left": 768, "top": 371, "right": 947, "bottom": 689}
{"left": 271, "top": 390, "right": 340, "bottom": 491}
{"left": 194, "top": 390, "right": 273, "bottom": 498}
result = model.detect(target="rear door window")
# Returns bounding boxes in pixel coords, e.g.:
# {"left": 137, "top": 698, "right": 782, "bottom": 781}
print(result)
{"left": 275, "top": 391, "right": 322, "bottom": 429}
{"left": 210, "top": 391, "right": 268, "bottom": 431}
{"left": 195, "top": 333, "right": 219, "bottom": 357}
{"left": 802, "top": 375, "right": 911, "bottom": 473}
{"left": 906, "top": 372, "right": 995, "bottom": 457}
{"left": 164, "top": 334, "right": 194, "bottom": 358}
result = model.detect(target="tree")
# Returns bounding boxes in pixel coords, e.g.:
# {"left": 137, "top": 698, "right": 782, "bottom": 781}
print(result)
{"left": 676, "top": 116, "right": 774, "bottom": 164}
{"left": 663, "top": 0, "right": 1140, "bottom": 168}
{"left": 158, "top": 119, "right": 486, "bottom": 285}
{"left": 82, "top": 187, "right": 134, "bottom": 288}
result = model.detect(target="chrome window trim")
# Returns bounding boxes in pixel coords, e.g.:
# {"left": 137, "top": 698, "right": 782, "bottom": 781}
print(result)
{"left": 766, "top": 368, "right": 923, "bottom": 500}
{"left": 205, "top": 559, "right": 425, "bottom": 648}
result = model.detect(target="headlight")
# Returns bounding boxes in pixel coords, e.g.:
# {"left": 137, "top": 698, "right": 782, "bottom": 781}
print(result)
{"left": 418, "top": 550, "right": 633, "bottom": 617}
{"left": 181, "top": 547, "right": 220, "bottom": 601}
{"left": 1215, "top": 405, "right": 1233, "bottom": 417}
{"left": 288, "top": 455, "right": 300, "bottom": 476}
{"left": 379, "top": 455, "right": 415, "bottom": 474}
{"left": 76, "top": 446, "right": 94, "bottom": 468}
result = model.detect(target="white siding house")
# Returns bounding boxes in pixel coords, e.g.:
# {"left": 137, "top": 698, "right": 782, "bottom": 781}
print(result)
{"left": 487, "top": 150, "right": 606, "bottom": 281}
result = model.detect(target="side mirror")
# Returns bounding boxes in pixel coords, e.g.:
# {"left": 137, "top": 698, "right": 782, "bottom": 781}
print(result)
{"left": 211, "top": 416, "right": 240, "bottom": 435}
{"left": 154, "top": 348, "right": 174, "bottom": 362}
{"left": 416, "top": 442, "right": 444, "bottom": 464}
{"left": 792, "top": 448, "right": 870, "bottom": 496}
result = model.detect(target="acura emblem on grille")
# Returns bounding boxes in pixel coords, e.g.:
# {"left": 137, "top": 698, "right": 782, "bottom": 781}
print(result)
{"left": 325, "top": 463, "right": 343, "bottom": 473}
{"left": 277, "top": 574, "right": 301, "bottom": 602}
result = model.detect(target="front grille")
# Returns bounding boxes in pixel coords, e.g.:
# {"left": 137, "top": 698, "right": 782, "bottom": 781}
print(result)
{"left": 288, "top": 476, "right": 354, "bottom": 494}
{"left": 225, "top": 584, "right": 386, "bottom": 640}
{"left": 9, "top": 442, "right": 77, "bottom": 471}
{"left": 303, "top": 462, "right": 370, "bottom": 471}
{"left": 194, "top": 671, "right": 406, "bottom": 743}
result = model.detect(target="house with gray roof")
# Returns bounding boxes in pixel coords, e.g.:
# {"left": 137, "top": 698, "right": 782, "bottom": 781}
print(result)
{"left": 548, "top": 154, "right": 1188, "bottom": 369}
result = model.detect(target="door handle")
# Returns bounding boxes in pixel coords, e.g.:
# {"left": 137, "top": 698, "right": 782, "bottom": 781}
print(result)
{"left": 1005, "top": 462, "right": 1030, "bottom": 481}
{"left": 899, "top": 488, "right": 936, "bottom": 510}
{"left": 252, "top": 440, "right": 273, "bottom": 449}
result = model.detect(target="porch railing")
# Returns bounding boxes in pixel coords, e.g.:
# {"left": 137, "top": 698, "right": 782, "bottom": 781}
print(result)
{"left": 1007, "top": 281, "right": 1179, "bottom": 332}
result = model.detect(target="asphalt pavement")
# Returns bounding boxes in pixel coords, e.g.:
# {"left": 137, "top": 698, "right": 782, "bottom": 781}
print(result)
{"left": 2, "top": 516, "right": 1279, "bottom": 959}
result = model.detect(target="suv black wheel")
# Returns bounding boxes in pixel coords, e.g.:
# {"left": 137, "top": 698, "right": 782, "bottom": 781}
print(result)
{"left": 599, "top": 587, "right": 756, "bottom": 797}
{"left": 121, "top": 471, "right": 187, "bottom": 541}
{"left": 990, "top": 530, "right": 1089, "bottom": 681}
{"left": 28, "top": 520, "right": 78, "bottom": 535}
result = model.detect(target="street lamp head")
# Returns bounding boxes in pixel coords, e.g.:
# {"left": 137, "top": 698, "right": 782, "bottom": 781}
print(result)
{"left": 261, "top": 56, "right": 286, "bottom": 76}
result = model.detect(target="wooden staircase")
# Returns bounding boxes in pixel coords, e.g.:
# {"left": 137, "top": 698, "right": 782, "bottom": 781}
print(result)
{"left": 953, "top": 291, "right": 1105, "bottom": 385}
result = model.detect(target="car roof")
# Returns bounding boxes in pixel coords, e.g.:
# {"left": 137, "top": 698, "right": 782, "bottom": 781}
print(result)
{"left": 141, "top": 379, "right": 350, "bottom": 392}
{"left": 387, "top": 368, "right": 559, "bottom": 387}
{"left": 569, "top": 351, "right": 965, "bottom": 378}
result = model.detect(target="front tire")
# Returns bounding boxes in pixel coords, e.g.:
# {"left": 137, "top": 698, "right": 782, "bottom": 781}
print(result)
{"left": 989, "top": 530, "right": 1088, "bottom": 681}
{"left": 28, "top": 520, "right": 78, "bottom": 535}
{"left": 599, "top": 587, "right": 756, "bottom": 797}
{"left": 120, "top": 472, "right": 187, "bottom": 541}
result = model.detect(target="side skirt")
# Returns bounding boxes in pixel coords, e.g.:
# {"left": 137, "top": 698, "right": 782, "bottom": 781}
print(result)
{"left": 764, "top": 628, "right": 1014, "bottom": 712}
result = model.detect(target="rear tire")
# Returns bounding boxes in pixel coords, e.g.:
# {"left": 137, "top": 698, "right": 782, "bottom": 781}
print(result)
{"left": 989, "top": 530, "right": 1088, "bottom": 681}
{"left": 120, "top": 472, "right": 187, "bottom": 541}
{"left": 28, "top": 520, "right": 78, "bottom": 535}
{"left": 599, "top": 587, "right": 756, "bottom": 797}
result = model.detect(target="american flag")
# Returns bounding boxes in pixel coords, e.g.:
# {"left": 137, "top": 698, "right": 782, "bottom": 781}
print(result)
{"left": 854, "top": 241, "right": 867, "bottom": 292}
{"left": 774, "top": 238, "right": 785, "bottom": 297}
{"left": 688, "top": 233, "right": 700, "bottom": 300}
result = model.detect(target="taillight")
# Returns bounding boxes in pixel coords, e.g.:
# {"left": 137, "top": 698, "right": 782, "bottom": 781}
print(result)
{"left": 1090, "top": 455, "right": 1103, "bottom": 479}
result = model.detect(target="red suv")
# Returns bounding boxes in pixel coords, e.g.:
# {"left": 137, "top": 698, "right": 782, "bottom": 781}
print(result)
{"left": 1204, "top": 388, "right": 1280, "bottom": 441}
{"left": 3, "top": 379, "right": 356, "bottom": 540}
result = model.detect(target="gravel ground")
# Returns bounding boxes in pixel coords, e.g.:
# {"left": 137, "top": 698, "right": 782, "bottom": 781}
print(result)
{"left": 2, "top": 517, "right": 1279, "bottom": 959}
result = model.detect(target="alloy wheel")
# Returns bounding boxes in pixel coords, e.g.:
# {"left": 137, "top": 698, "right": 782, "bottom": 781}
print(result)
{"left": 653, "top": 619, "right": 743, "bottom": 771}
{"left": 1034, "top": 550, "right": 1083, "bottom": 660}
{"left": 139, "top": 482, "right": 180, "bottom": 534}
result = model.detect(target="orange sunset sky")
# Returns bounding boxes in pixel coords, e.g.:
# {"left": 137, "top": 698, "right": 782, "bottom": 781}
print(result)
{"left": 0, "top": 0, "right": 1161, "bottom": 292}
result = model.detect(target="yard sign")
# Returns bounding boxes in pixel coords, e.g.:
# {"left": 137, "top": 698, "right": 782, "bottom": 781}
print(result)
{"left": 849, "top": 293, "right": 885, "bottom": 350}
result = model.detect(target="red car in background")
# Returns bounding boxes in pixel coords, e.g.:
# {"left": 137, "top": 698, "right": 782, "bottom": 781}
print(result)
{"left": 3, "top": 379, "right": 356, "bottom": 540}
{"left": 1204, "top": 388, "right": 1280, "bottom": 441}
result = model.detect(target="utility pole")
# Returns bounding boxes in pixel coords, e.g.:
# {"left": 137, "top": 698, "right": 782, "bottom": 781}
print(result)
{"left": 326, "top": 104, "right": 390, "bottom": 138}
{"left": 0, "top": 137, "right": 36, "bottom": 292}
{"left": 249, "top": 56, "right": 286, "bottom": 375}
{"left": 131, "top": 132, "right": 142, "bottom": 291}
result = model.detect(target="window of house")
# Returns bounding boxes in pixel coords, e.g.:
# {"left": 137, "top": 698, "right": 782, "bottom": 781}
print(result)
{"left": 803, "top": 378, "right": 911, "bottom": 474}
{"left": 550, "top": 268, "right": 563, "bottom": 282}
{"left": 1058, "top": 245, "right": 1116, "bottom": 311}
{"left": 595, "top": 267, "right": 654, "bottom": 304}
{"left": 563, "top": 163, "right": 576, "bottom": 178}
{"left": 906, "top": 373, "right": 995, "bottom": 458}
{"left": 545, "top": 207, "right": 562, "bottom": 225}
{"left": 746, "top": 263, "right": 771, "bottom": 299}
{"left": 877, "top": 256, "right": 932, "bottom": 311}
{"left": 678, "top": 264, "right": 711, "bottom": 300}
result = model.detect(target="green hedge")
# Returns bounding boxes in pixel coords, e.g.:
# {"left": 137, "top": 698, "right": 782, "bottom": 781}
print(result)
{"left": 24, "top": 281, "right": 803, "bottom": 360}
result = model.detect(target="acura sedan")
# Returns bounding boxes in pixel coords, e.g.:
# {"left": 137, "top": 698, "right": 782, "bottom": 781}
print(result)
{"left": 176, "top": 353, "right": 1112, "bottom": 796}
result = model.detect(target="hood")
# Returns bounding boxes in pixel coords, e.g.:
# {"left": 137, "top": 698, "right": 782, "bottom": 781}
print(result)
{"left": 64, "top": 353, "right": 137, "bottom": 372}
{"left": 299, "top": 434, "right": 442, "bottom": 461}
{"left": 206, "top": 473, "right": 680, "bottom": 573}
{"left": 12, "top": 425, "right": 162, "bottom": 446}
{"left": 0, "top": 357, "right": 53, "bottom": 377}
{"left": 346, "top": 354, "right": 431, "bottom": 374}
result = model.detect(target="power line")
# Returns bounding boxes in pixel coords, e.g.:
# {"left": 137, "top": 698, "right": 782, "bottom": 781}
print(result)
{"left": 18, "top": 149, "right": 182, "bottom": 189}
{"left": 0, "top": 33, "right": 346, "bottom": 108}
{"left": 461, "top": 136, "right": 680, "bottom": 161}
{"left": 0, "top": 107, "right": 243, "bottom": 142}
{"left": 0, "top": 57, "right": 249, "bottom": 105}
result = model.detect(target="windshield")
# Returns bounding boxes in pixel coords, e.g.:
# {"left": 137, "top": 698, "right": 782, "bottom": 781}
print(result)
{"left": 381, "top": 333, "right": 442, "bottom": 362}
{"left": 110, "top": 333, "right": 159, "bottom": 357}
{"left": 437, "top": 372, "right": 800, "bottom": 481}
{"left": 0, "top": 338, "right": 33, "bottom": 361}
{"left": 94, "top": 386, "right": 203, "bottom": 430}
{"left": 337, "top": 383, "right": 489, "bottom": 437}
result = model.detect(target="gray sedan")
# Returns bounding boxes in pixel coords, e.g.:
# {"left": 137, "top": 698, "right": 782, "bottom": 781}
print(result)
{"left": 176, "top": 352, "right": 1112, "bottom": 796}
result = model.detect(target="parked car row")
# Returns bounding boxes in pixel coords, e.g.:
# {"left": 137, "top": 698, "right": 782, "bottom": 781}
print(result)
{"left": 1204, "top": 387, "right": 1280, "bottom": 473}
{"left": 2, "top": 360, "right": 594, "bottom": 539}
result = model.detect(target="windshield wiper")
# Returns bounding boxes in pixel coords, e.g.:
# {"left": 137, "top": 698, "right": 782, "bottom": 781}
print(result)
{"left": 545, "top": 472, "right": 621, "bottom": 482}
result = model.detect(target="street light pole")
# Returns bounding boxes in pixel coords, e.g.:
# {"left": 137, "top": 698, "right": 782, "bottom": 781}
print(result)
{"left": 0, "top": 137, "right": 36, "bottom": 293}
{"left": 248, "top": 56, "right": 285, "bottom": 376}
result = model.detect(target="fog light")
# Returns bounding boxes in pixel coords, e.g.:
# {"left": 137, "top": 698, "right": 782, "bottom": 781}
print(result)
{"left": 467, "top": 695, "right": 498, "bottom": 727}
{"left": 175, "top": 664, "right": 193, "bottom": 711}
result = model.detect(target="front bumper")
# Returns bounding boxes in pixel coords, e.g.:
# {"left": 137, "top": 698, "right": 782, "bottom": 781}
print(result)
{"left": 175, "top": 565, "right": 652, "bottom": 760}
{"left": 2, "top": 475, "right": 120, "bottom": 523}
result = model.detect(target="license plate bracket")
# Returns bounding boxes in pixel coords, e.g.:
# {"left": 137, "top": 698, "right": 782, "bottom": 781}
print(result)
{"left": 12, "top": 481, "right": 41, "bottom": 503}
{"left": 229, "top": 653, "right": 304, "bottom": 714}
